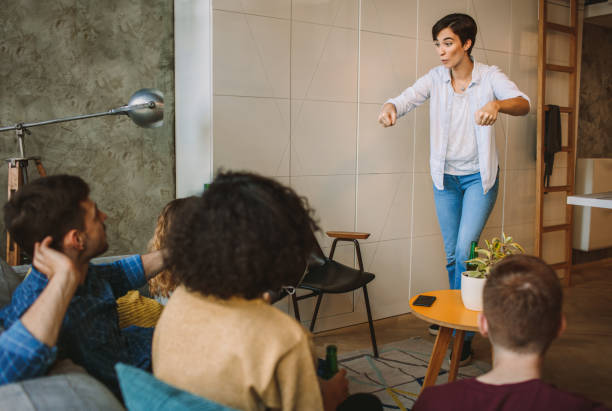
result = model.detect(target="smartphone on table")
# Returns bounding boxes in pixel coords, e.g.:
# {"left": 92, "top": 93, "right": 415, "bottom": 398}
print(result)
{"left": 413, "top": 294, "right": 436, "bottom": 307}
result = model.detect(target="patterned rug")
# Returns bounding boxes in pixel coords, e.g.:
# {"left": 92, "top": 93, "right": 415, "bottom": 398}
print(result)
{"left": 339, "top": 337, "right": 491, "bottom": 410}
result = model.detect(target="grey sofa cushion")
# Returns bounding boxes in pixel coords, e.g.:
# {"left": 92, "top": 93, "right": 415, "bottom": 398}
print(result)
{"left": 0, "top": 259, "right": 25, "bottom": 308}
{"left": 0, "top": 373, "right": 124, "bottom": 411}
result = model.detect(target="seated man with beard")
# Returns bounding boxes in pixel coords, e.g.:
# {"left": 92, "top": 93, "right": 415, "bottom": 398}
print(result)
{"left": 0, "top": 175, "right": 164, "bottom": 399}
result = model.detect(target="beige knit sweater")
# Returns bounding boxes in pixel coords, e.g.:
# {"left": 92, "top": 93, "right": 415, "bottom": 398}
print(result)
{"left": 152, "top": 286, "right": 324, "bottom": 410}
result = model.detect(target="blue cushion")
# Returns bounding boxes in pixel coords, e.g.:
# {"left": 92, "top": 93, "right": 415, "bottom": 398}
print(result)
{"left": 115, "top": 363, "right": 236, "bottom": 411}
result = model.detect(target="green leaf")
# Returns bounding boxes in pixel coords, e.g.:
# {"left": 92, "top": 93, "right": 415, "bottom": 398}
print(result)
{"left": 510, "top": 242, "right": 525, "bottom": 253}
{"left": 465, "top": 270, "right": 486, "bottom": 279}
{"left": 476, "top": 249, "right": 492, "bottom": 259}
{"left": 470, "top": 233, "right": 525, "bottom": 275}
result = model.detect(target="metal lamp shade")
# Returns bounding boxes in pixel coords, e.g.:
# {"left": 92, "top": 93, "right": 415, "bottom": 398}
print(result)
{"left": 126, "top": 88, "right": 164, "bottom": 128}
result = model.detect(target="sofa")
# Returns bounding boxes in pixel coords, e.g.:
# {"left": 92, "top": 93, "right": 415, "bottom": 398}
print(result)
{"left": 0, "top": 257, "right": 235, "bottom": 411}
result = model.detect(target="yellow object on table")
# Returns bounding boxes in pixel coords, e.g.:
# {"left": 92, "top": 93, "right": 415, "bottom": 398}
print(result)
{"left": 409, "top": 290, "right": 479, "bottom": 390}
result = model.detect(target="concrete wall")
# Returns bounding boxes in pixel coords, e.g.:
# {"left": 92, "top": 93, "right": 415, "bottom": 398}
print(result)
{"left": 0, "top": 1, "right": 175, "bottom": 256}
{"left": 578, "top": 23, "right": 612, "bottom": 158}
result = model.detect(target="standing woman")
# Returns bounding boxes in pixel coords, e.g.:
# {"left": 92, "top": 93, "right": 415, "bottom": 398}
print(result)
{"left": 378, "top": 14, "right": 530, "bottom": 362}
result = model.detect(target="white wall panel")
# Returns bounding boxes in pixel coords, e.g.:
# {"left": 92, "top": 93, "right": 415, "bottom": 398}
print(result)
{"left": 182, "top": 0, "right": 549, "bottom": 332}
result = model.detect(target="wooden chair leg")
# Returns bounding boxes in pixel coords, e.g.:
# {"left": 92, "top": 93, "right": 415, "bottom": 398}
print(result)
{"left": 309, "top": 293, "right": 323, "bottom": 332}
{"left": 362, "top": 285, "right": 378, "bottom": 357}
{"left": 291, "top": 293, "right": 301, "bottom": 322}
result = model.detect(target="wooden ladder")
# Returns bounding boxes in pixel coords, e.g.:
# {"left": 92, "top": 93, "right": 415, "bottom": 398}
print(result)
{"left": 536, "top": 0, "right": 579, "bottom": 285}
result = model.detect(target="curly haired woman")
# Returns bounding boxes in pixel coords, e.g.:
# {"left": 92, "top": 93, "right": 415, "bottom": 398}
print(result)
{"left": 147, "top": 197, "right": 196, "bottom": 304}
{"left": 152, "top": 171, "right": 381, "bottom": 411}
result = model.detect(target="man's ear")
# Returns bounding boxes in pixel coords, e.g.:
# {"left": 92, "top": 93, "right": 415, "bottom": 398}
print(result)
{"left": 478, "top": 312, "right": 489, "bottom": 338}
{"left": 557, "top": 314, "right": 567, "bottom": 338}
{"left": 62, "top": 229, "right": 84, "bottom": 251}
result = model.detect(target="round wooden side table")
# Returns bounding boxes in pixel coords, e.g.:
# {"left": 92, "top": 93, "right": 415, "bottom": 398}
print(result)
{"left": 410, "top": 289, "right": 480, "bottom": 390}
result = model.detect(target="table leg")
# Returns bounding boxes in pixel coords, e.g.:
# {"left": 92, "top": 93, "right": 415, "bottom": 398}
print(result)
{"left": 448, "top": 329, "right": 465, "bottom": 382}
{"left": 422, "top": 326, "right": 452, "bottom": 389}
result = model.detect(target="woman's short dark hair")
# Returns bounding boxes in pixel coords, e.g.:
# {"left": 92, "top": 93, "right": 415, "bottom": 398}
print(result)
{"left": 432, "top": 13, "right": 477, "bottom": 56}
{"left": 3, "top": 174, "right": 90, "bottom": 256}
{"left": 164, "top": 171, "right": 319, "bottom": 300}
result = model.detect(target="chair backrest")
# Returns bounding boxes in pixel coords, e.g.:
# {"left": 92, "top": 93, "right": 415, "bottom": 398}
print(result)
{"left": 266, "top": 231, "right": 326, "bottom": 303}
{"left": 307, "top": 230, "right": 327, "bottom": 265}
{"left": 308, "top": 245, "right": 327, "bottom": 266}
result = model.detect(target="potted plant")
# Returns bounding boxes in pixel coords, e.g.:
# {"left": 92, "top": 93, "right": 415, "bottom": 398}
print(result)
{"left": 461, "top": 233, "right": 525, "bottom": 311}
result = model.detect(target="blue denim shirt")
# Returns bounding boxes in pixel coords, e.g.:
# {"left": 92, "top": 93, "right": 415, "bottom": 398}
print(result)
{"left": 0, "top": 319, "right": 57, "bottom": 385}
{"left": 0, "top": 255, "right": 152, "bottom": 397}
{"left": 387, "top": 59, "right": 530, "bottom": 194}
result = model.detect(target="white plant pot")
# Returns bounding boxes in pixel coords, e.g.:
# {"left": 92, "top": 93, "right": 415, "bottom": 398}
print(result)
{"left": 461, "top": 273, "right": 486, "bottom": 311}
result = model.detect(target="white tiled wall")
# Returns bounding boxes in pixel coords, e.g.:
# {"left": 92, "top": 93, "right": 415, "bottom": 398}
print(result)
{"left": 210, "top": 0, "right": 562, "bottom": 331}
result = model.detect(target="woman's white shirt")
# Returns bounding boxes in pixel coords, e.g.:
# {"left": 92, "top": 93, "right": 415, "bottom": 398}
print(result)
{"left": 445, "top": 91, "right": 480, "bottom": 175}
{"left": 386, "top": 59, "right": 530, "bottom": 194}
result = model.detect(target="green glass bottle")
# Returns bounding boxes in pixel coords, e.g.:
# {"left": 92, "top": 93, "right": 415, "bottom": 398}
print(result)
{"left": 325, "top": 345, "right": 338, "bottom": 379}
{"left": 466, "top": 241, "right": 478, "bottom": 271}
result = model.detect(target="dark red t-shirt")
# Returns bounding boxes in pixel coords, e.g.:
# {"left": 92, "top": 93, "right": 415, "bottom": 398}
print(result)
{"left": 413, "top": 378, "right": 609, "bottom": 411}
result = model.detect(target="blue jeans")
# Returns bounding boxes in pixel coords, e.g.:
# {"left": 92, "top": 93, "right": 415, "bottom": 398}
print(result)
{"left": 433, "top": 171, "right": 499, "bottom": 341}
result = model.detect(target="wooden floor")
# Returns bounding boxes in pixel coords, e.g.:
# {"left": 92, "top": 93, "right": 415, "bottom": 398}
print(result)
{"left": 313, "top": 260, "right": 612, "bottom": 407}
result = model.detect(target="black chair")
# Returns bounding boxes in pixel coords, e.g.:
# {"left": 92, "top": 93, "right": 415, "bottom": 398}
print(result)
{"left": 291, "top": 231, "right": 378, "bottom": 357}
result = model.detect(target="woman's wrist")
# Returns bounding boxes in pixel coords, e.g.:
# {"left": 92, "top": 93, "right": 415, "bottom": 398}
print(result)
{"left": 383, "top": 102, "right": 396, "bottom": 112}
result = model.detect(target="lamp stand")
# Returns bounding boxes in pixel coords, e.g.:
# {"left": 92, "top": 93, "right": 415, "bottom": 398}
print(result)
{"left": 5, "top": 127, "right": 47, "bottom": 265}
{"left": 0, "top": 88, "right": 164, "bottom": 265}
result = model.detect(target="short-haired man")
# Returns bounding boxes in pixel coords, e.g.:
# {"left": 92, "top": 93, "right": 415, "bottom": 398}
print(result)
{"left": 413, "top": 255, "right": 609, "bottom": 411}
{"left": 0, "top": 175, "right": 164, "bottom": 398}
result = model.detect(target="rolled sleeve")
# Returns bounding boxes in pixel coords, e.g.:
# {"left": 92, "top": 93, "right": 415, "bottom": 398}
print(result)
{"left": 387, "top": 73, "right": 432, "bottom": 117}
{"left": 490, "top": 67, "right": 531, "bottom": 110}
{"left": 95, "top": 255, "right": 146, "bottom": 298}
{"left": 0, "top": 320, "right": 57, "bottom": 385}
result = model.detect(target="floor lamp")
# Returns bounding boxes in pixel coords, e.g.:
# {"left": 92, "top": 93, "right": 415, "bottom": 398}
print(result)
{"left": 0, "top": 88, "right": 164, "bottom": 265}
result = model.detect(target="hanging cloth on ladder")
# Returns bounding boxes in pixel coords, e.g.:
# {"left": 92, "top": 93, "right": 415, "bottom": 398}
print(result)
{"left": 544, "top": 105, "right": 562, "bottom": 188}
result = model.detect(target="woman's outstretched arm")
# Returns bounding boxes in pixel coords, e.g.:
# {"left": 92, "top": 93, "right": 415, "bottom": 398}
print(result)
{"left": 475, "top": 96, "right": 530, "bottom": 126}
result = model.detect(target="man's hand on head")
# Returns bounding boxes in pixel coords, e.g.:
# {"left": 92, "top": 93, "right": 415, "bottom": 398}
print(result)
{"left": 20, "top": 236, "right": 82, "bottom": 347}
{"left": 33, "top": 236, "right": 80, "bottom": 286}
